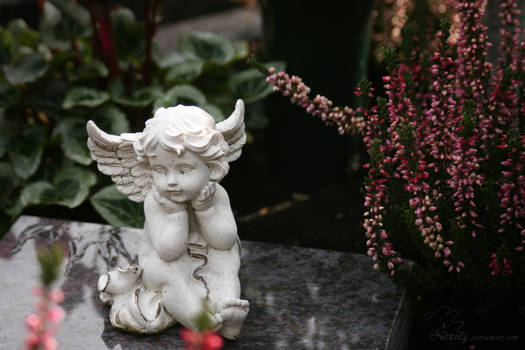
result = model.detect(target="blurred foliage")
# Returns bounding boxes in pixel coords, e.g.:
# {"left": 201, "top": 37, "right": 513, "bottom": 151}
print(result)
{"left": 0, "top": 0, "right": 277, "bottom": 234}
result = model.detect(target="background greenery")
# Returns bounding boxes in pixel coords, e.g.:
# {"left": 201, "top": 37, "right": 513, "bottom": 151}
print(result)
{"left": 0, "top": 0, "right": 279, "bottom": 236}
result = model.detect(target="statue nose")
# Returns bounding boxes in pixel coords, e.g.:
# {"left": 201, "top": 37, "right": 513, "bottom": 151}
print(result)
{"left": 167, "top": 173, "right": 178, "bottom": 186}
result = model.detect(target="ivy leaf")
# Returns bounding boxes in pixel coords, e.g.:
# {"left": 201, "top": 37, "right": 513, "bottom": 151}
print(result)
{"left": 112, "top": 85, "right": 163, "bottom": 108}
{"left": 50, "top": 166, "right": 97, "bottom": 208}
{"left": 8, "top": 127, "right": 46, "bottom": 180}
{"left": 40, "top": 0, "right": 92, "bottom": 50}
{"left": 0, "top": 162, "right": 20, "bottom": 207}
{"left": 90, "top": 185, "right": 145, "bottom": 228}
{"left": 0, "top": 27, "right": 14, "bottom": 65}
{"left": 19, "top": 181, "right": 54, "bottom": 207}
{"left": 178, "top": 32, "right": 235, "bottom": 65}
{"left": 152, "top": 84, "right": 206, "bottom": 113}
{"left": 0, "top": 118, "right": 17, "bottom": 158}
{"left": 228, "top": 68, "right": 274, "bottom": 103}
{"left": 111, "top": 8, "right": 145, "bottom": 67}
{"left": 66, "top": 60, "right": 108, "bottom": 82}
{"left": 18, "top": 167, "right": 96, "bottom": 209}
{"left": 233, "top": 41, "right": 249, "bottom": 60}
{"left": 200, "top": 103, "right": 225, "bottom": 122}
{"left": 168, "top": 84, "right": 206, "bottom": 105}
{"left": 25, "top": 79, "right": 67, "bottom": 118}
{"left": 157, "top": 52, "right": 185, "bottom": 69}
{"left": 0, "top": 81, "right": 22, "bottom": 112}
{"left": 53, "top": 118, "right": 92, "bottom": 165}
{"left": 3, "top": 52, "right": 49, "bottom": 85}
{"left": 62, "top": 87, "right": 110, "bottom": 109}
{"left": 165, "top": 59, "right": 204, "bottom": 84}
{"left": 92, "top": 104, "right": 130, "bottom": 134}
{"left": 7, "top": 19, "right": 40, "bottom": 49}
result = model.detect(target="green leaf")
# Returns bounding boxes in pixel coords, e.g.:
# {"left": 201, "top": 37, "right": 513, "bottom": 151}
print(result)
{"left": 152, "top": 84, "right": 206, "bottom": 112}
{"left": 0, "top": 27, "right": 14, "bottom": 65}
{"left": 92, "top": 104, "right": 130, "bottom": 134}
{"left": 53, "top": 118, "right": 92, "bottom": 165}
{"left": 228, "top": 68, "right": 273, "bottom": 103}
{"left": 111, "top": 8, "right": 145, "bottom": 67}
{"left": 66, "top": 60, "right": 108, "bottom": 82}
{"left": 0, "top": 162, "right": 20, "bottom": 206}
{"left": 8, "top": 127, "right": 46, "bottom": 180}
{"left": 49, "top": 50, "right": 76, "bottom": 69}
{"left": 233, "top": 41, "right": 249, "bottom": 60}
{"left": 25, "top": 80, "right": 67, "bottom": 118}
{"left": 0, "top": 118, "right": 17, "bottom": 158}
{"left": 262, "top": 60, "right": 286, "bottom": 73}
{"left": 113, "top": 85, "right": 163, "bottom": 108}
{"left": 90, "top": 185, "right": 145, "bottom": 228}
{"left": 40, "top": 0, "right": 92, "bottom": 50}
{"left": 19, "top": 181, "right": 54, "bottom": 207}
{"left": 50, "top": 166, "right": 97, "bottom": 208}
{"left": 178, "top": 32, "right": 235, "bottom": 65}
{"left": 62, "top": 87, "right": 110, "bottom": 109}
{"left": 165, "top": 59, "right": 204, "bottom": 84}
{"left": 168, "top": 84, "right": 206, "bottom": 105}
{"left": 0, "top": 81, "right": 22, "bottom": 112}
{"left": 157, "top": 52, "right": 185, "bottom": 69}
{"left": 18, "top": 166, "right": 96, "bottom": 209}
{"left": 200, "top": 103, "right": 225, "bottom": 122}
{"left": 7, "top": 19, "right": 40, "bottom": 49}
{"left": 245, "top": 101, "right": 269, "bottom": 130}
{"left": 3, "top": 52, "right": 48, "bottom": 85}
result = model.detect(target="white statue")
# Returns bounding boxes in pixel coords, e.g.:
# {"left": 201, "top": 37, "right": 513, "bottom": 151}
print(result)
{"left": 87, "top": 100, "right": 249, "bottom": 339}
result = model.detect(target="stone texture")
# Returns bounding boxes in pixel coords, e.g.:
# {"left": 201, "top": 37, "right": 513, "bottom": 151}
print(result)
{"left": 1, "top": 216, "right": 409, "bottom": 349}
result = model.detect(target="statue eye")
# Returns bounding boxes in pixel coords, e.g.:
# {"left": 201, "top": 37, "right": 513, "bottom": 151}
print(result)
{"left": 153, "top": 166, "right": 167, "bottom": 174}
{"left": 180, "top": 165, "right": 193, "bottom": 174}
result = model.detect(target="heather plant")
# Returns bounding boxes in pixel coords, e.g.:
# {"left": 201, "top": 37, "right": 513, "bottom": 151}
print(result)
{"left": 24, "top": 244, "right": 65, "bottom": 350}
{"left": 262, "top": 0, "right": 524, "bottom": 314}
{"left": 0, "top": 0, "right": 277, "bottom": 235}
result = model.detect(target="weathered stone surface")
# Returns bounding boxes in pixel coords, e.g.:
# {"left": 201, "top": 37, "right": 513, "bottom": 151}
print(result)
{"left": 1, "top": 216, "right": 409, "bottom": 349}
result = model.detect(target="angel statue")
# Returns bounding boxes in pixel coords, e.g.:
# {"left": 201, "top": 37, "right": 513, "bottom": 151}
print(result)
{"left": 87, "top": 100, "right": 249, "bottom": 339}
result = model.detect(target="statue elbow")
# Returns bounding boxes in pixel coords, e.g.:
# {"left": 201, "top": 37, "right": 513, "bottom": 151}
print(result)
{"left": 209, "top": 228, "right": 237, "bottom": 250}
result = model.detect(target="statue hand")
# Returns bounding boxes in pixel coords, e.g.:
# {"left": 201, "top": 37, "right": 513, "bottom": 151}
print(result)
{"left": 192, "top": 181, "right": 216, "bottom": 211}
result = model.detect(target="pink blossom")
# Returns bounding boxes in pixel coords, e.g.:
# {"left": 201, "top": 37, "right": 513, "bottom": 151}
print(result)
{"left": 25, "top": 314, "right": 42, "bottom": 332}
{"left": 47, "top": 307, "right": 65, "bottom": 323}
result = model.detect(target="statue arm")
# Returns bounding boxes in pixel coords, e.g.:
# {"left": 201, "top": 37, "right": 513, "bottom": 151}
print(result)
{"left": 144, "top": 192, "right": 189, "bottom": 262}
{"left": 193, "top": 184, "right": 237, "bottom": 250}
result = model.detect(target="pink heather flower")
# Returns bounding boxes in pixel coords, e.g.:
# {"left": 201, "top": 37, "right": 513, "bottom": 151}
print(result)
{"left": 25, "top": 314, "right": 42, "bottom": 332}
{"left": 24, "top": 287, "right": 65, "bottom": 350}
{"left": 489, "top": 253, "right": 514, "bottom": 276}
{"left": 42, "top": 336, "right": 58, "bottom": 350}
{"left": 49, "top": 290, "right": 65, "bottom": 304}
{"left": 180, "top": 328, "right": 223, "bottom": 350}
{"left": 262, "top": 0, "right": 524, "bottom": 277}
{"left": 265, "top": 70, "right": 364, "bottom": 135}
{"left": 25, "top": 333, "right": 39, "bottom": 348}
{"left": 47, "top": 307, "right": 65, "bottom": 323}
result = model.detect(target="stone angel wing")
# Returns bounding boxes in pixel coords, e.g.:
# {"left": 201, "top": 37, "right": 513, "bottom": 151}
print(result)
{"left": 86, "top": 122, "right": 150, "bottom": 202}
{"left": 217, "top": 99, "right": 246, "bottom": 162}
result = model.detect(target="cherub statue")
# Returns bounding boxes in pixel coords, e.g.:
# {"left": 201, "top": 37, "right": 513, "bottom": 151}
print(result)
{"left": 87, "top": 100, "right": 249, "bottom": 339}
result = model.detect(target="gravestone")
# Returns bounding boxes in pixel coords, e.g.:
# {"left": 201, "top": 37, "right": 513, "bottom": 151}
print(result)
{"left": 0, "top": 216, "right": 410, "bottom": 349}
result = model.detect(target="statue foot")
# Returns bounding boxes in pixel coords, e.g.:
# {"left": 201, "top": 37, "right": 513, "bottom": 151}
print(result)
{"left": 217, "top": 299, "right": 249, "bottom": 340}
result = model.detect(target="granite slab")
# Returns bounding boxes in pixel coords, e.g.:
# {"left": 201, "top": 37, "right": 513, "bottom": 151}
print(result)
{"left": 0, "top": 216, "right": 410, "bottom": 349}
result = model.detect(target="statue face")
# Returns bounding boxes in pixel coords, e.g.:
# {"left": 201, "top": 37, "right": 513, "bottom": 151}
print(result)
{"left": 149, "top": 145, "right": 210, "bottom": 203}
